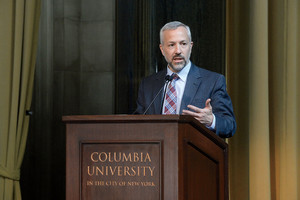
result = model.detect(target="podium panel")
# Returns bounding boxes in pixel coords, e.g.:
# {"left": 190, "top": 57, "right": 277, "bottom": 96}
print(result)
{"left": 81, "top": 142, "right": 161, "bottom": 200}
{"left": 63, "top": 115, "right": 228, "bottom": 200}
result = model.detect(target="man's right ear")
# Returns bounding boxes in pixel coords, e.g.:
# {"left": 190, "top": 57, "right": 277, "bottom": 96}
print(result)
{"left": 159, "top": 44, "right": 164, "bottom": 56}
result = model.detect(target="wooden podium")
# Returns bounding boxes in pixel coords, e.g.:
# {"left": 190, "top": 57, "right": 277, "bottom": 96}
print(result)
{"left": 63, "top": 115, "right": 228, "bottom": 200}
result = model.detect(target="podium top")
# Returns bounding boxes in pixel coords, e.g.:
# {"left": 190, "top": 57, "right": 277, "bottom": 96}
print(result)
{"left": 63, "top": 114, "right": 193, "bottom": 122}
{"left": 62, "top": 115, "right": 206, "bottom": 129}
{"left": 62, "top": 115, "right": 227, "bottom": 147}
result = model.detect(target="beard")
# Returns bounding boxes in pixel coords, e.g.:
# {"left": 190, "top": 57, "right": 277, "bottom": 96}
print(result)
{"left": 167, "top": 55, "right": 187, "bottom": 73}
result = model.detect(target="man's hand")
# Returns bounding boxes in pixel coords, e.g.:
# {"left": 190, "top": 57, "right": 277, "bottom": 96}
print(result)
{"left": 182, "top": 99, "right": 214, "bottom": 126}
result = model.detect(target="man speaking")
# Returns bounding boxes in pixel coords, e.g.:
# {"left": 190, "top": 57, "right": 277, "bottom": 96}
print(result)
{"left": 135, "top": 21, "right": 236, "bottom": 138}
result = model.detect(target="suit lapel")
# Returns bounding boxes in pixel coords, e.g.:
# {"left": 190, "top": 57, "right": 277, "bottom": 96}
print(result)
{"left": 180, "top": 64, "right": 202, "bottom": 113}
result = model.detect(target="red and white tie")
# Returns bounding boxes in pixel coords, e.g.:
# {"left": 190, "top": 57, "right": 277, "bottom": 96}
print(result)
{"left": 164, "top": 74, "right": 179, "bottom": 114}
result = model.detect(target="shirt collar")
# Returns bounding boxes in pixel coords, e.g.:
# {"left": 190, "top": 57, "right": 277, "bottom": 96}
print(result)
{"left": 167, "top": 61, "right": 191, "bottom": 82}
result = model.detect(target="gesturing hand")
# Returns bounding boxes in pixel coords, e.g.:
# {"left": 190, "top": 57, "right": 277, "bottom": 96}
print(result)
{"left": 182, "top": 99, "right": 214, "bottom": 126}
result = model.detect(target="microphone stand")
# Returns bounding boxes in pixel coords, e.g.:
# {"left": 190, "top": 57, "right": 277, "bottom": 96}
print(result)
{"left": 143, "top": 75, "right": 173, "bottom": 115}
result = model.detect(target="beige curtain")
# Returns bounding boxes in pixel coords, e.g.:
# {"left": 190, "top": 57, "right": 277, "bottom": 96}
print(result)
{"left": 0, "top": 1, "right": 40, "bottom": 199}
{"left": 227, "top": 0, "right": 300, "bottom": 199}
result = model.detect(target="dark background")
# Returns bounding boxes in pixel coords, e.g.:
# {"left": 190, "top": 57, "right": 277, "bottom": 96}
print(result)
{"left": 115, "top": 0, "right": 225, "bottom": 113}
{"left": 20, "top": 0, "right": 226, "bottom": 199}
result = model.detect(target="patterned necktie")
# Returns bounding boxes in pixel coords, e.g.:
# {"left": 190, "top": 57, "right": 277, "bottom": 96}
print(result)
{"left": 164, "top": 74, "right": 179, "bottom": 114}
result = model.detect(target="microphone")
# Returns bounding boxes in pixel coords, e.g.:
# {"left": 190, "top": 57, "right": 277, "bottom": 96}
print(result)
{"left": 165, "top": 74, "right": 174, "bottom": 82}
{"left": 143, "top": 75, "right": 173, "bottom": 115}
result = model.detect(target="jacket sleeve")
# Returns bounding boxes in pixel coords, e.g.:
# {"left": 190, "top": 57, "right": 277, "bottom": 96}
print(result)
{"left": 211, "top": 75, "right": 236, "bottom": 137}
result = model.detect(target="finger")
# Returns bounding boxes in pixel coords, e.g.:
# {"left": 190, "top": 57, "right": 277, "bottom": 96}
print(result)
{"left": 183, "top": 110, "right": 206, "bottom": 120}
{"left": 205, "top": 99, "right": 212, "bottom": 109}
{"left": 187, "top": 105, "right": 202, "bottom": 113}
{"left": 182, "top": 109, "right": 199, "bottom": 117}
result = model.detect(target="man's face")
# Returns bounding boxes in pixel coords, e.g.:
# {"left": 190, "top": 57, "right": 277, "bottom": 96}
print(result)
{"left": 159, "top": 26, "right": 193, "bottom": 73}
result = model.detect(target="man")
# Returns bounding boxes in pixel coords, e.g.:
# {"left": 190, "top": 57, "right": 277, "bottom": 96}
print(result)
{"left": 135, "top": 21, "right": 236, "bottom": 138}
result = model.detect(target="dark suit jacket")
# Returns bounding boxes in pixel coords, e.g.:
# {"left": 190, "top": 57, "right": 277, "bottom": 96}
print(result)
{"left": 136, "top": 63, "right": 236, "bottom": 138}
